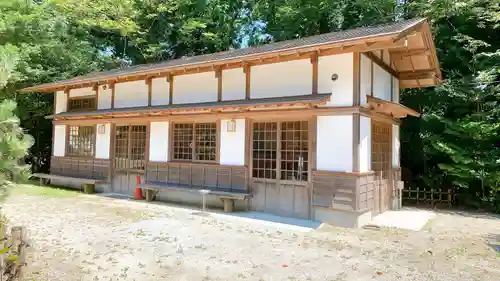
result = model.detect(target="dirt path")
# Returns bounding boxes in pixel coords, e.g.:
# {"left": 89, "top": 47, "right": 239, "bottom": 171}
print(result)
{"left": 3, "top": 185, "right": 500, "bottom": 281}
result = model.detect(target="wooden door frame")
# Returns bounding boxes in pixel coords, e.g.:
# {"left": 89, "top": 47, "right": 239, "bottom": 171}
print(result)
{"left": 248, "top": 117, "right": 315, "bottom": 219}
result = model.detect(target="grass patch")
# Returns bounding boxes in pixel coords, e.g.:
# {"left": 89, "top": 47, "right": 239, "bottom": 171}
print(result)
{"left": 10, "top": 184, "right": 80, "bottom": 198}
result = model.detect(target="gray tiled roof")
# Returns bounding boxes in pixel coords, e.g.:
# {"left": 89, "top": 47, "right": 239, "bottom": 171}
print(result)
{"left": 47, "top": 93, "right": 332, "bottom": 118}
{"left": 24, "top": 18, "right": 426, "bottom": 92}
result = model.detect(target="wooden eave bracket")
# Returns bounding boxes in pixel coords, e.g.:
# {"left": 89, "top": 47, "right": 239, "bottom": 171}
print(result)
{"left": 366, "top": 95, "right": 420, "bottom": 118}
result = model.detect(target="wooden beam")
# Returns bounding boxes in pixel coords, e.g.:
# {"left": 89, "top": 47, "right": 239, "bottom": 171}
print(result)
{"left": 352, "top": 113, "right": 360, "bottom": 173}
{"left": 244, "top": 64, "right": 251, "bottom": 100}
{"left": 216, "top": 68, "right": 222, "bottom": 102}
{"left": 64, "top": 88, "right": 70, "bottom": 112}
{"left": 392, "top": 19, "right": 426, "bottom": 43}
{"left": 390, "top": 48, "right": 429, "bottom": 59}
{"left": 353, "top": 52, "right": 361, "bottom": 106}
{"left": 94, "top": 84, "right": 99, "bottom": 110}
{"left": 399, "top": 69, "right": 436, "bottom": 80}
{"left": 364, "top": 51, "right": 399, "bottom": 78}
{"left": 310, "top": 53, "right": 318, "bottom": 96}
{"left": 110, "top": 82, "right": 115, "bottom": 109}
{"left": 147, "top": 78, "right": 152, "bottom": 106}
{"left": 53, "top": 91, "right": 58, "bottom": 114}
{"left": 168, "top": 73, "right": 173, "bottom": 105}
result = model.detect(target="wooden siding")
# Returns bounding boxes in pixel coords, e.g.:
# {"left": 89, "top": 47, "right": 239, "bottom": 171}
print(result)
{"left": 50, "top": 156, "right": 109, "bottom": 180}
{"left": 251, "top": 180, "right": 310, "bottom": 219}
{"left": 312, "top": 171, "right": 358, "bottom": 211}
{"left": 146, "top": 162, "right": 248, "bottom": 192}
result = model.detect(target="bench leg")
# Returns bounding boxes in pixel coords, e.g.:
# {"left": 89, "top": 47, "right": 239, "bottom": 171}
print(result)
{"left": 222, "top": 199, "right": 234, "bottom": 213}
{"left": 145, "top": 190, "right": 155, "bottom": 202}
{"left": 83, "top": 184, "right": 95, "bottom": 194}
{"left": 202, "top": 194, "right": 207, "bottom": 212}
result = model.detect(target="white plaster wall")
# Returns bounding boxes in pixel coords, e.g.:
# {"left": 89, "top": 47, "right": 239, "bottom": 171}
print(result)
{"left": 114, "top": 80, "right": 148, "bottom": 108}
{"left": 359, "top": 116, "right": 371, "bottom": 173}
{"left": 317, "top": 115, "right": 353, "bottom": 172}
{"left": 222, "top": 68, "right": 246, "bottom": 101}
{"left": 55, "top": 91, "right": 67, "bottom": 113}
{"left": 220, "top": 119, "right": 245, "bottom": 165}
{"left": 174, "top": 72, "right": 218, "bottom": 104}
{"left": 95, "top": 124, "right": 111, "bottom": 159}
{"left": 149, "top": 122, "right": 169, "bottom": 162}
{"left": 392, "top": 124, "right": 400, "bottom": 167}
{"left": 152, "top": 78, "right": 170, "bottom": 106}
{"left": 318, "top": 53, "right": 354, "bottom": 106}
{"left": 392, "top": 77, "right": 400, "bottom": 103}
{"left": 373, "top": 64, "right": 392, "bottom": 101}
{"left": 98, "top": 85, "right": 112, "bottom": 109}
{"left": 360, "top": 54, "right": 372, "bottom": 107}
{"left": 69, "top": 87, "right": 95, "bottom": 98}
{"left": 251, "top": 59, "right": 312, "bottom": 99}
{"left": 53, "top": 125, "right": 66, "bottom": 157}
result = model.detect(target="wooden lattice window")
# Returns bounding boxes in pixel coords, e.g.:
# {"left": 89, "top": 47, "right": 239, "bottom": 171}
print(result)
{"left": 281, "top": 121, "right": 309, "bottom": 181}
{"left": 68, "top": 97, "right": 96, "bottom": 112}
{"left": 252, "top": 122, "right": 277, "bottom": 179}
{"left": 114, "top": 125, "right": 147, "bottom": 170}
{"left": 67, "top": 126, "right": 95, "bottom": 157}
{"left": 252, "top": 121, "right": 309, "bottom": 181}
{"left": 172, "top": 123, "right": 217, "bottom": 161}
{"left": 372, "top": 121, "right": 391, "bottom": 178}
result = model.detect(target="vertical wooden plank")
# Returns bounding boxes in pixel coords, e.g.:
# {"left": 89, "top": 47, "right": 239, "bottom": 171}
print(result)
{"left": 370, "top": 59, "right": 374, "bottom": 96}
{"left": 92, "top": 124, "right": 97, "bottom": 159}
{"left": 311, "top": 53, "right": 318, "bottom": 95}
{"left": 64, "top": 88, "right": 70, "bottom": 112}
{"left": 309, "top": 116, "right": 317, "bottom": 177}
{"left": 352, "top": 114, "right": 360, "bottom": 173}
{"left": 93, "top": 83, "right": 99, "bottom": 110}
{"left": 53, "top": 91, "right": 57, "bottom": 114}
{"left": 276, "top": 121, "right": 281, "bottom": 181}
{"left": 108, "top": 124, "right": 116, "bottom": 184}
{"left": 168, "top": 73, "right": 174, "bottom": 105}
{"left": 145, "top": 121, "right": 151, "bottom": 169}
{"left": 244, "top": 64, "right": 251, "bottom": 100}
{"left": 216, "top": 68, "right": 222, "bottom": 102}
{"left": 127, "top": 125, "right": 132, "bottom": 169}
{"left": 168, "top": 121, "right": 173, "bottom": 161}
{"left": 147, "top": 78, "right": 152, "bottom": 106}
{"left": 65, "top": 124, "right": 70, "bottom": 157}
{"left": 247, "top": 119, "right": 253, "bottom": 192}
{"left": 216, "top": 120, "right": 221, "bottom": 164}
{"left": 353, "top": 52, "right": 361, "bottom": 106}
{"left": 110, "top": 83, "right": 116, "bottom": 109}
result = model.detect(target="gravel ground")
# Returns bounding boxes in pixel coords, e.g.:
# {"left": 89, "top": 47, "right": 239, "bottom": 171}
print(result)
{"left": 3, "top": 185, "right": 500, "bottom": 281}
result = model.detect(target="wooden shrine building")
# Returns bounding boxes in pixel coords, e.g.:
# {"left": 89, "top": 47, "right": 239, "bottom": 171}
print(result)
{"left": 22, "top": 18, "right": 441, "bottom": 227}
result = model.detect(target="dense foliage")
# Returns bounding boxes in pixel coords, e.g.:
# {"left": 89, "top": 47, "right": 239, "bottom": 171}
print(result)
{"left": 0, "top": 0, "right": 498, "bottom": 211}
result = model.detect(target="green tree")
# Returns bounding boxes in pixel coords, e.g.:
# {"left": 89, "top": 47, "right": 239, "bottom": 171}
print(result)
{"left": 0, "top": 100, "right": 34, "bottom": 186}
{"left": 400, "top": 0, "right": 500, "bottom": 211}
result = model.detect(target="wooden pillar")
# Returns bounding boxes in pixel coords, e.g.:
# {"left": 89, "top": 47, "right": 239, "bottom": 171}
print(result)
{"left": 167, "top": 73, "right": 173, "bottom": 105}
{"left": 110, "top": 82, "right": 116, "bottom": 109}
{"left": 244, "top": 64, "right": 251, "bottom": 100}
{"left": 216, "top": 68, "right": 222, "bottom": 102}
{"left": 147, "top": 77, "right": 152, "bottom": 106}
{"left": 311, "top": 53, "right": 318, "bottom": 95}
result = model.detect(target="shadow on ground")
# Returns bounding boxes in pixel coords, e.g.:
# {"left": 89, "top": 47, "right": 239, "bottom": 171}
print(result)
{"left": 486, "top": 233, "right": 500, "bottom": 253}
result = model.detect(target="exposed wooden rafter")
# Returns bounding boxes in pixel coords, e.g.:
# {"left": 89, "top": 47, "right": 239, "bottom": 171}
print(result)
{"left": 390, "top": 48, "right": 429, "bottom": 59}
{"left": 399, "top": 69, "right": 436, "bottom": 80}
{"left": 366, "top": 95, "right": 420, "bottom": 118}
{"left": 364, "top": 51, "right": 399, "bottom": 78}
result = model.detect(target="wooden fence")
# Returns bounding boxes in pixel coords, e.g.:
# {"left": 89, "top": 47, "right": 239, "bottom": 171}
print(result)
{"left": 402, "top": 187, "right": 454, "bottom": 207}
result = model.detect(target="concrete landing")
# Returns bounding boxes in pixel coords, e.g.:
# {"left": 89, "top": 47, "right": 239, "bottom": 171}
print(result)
{"left": 369, "top": 207, "right": 436, "bottom": 231}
